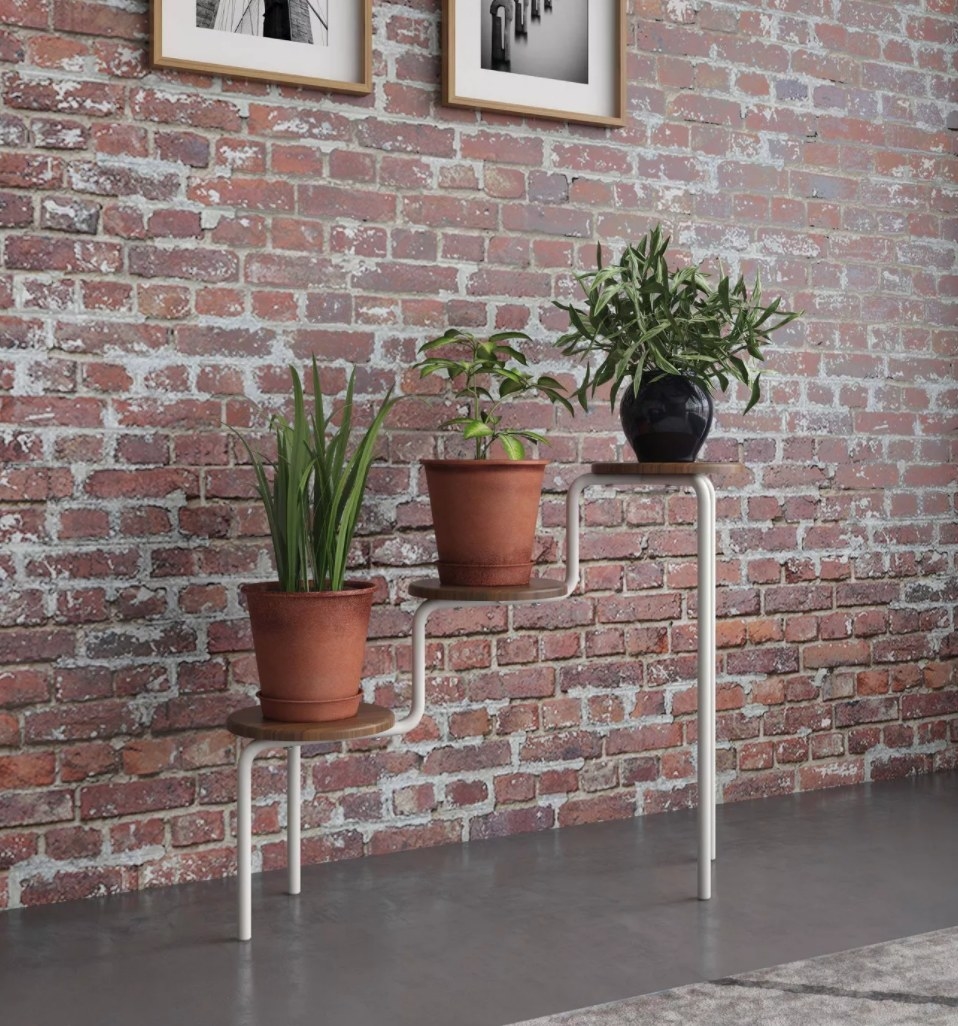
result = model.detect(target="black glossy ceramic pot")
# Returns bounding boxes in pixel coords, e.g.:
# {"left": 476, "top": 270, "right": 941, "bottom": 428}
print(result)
{"left": 620, "top": 374, "right": 714, "bottom": 462}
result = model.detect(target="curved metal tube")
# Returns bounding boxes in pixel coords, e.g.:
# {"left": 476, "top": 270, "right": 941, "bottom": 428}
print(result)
{"left": 238, "top": 738, "right": 280, "bottom": 941}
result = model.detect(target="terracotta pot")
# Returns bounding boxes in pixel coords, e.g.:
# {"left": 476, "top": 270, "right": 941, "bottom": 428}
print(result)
{"left": 256, "top": 691, "right": 362, "bottom": 723}
{"left": 423, "top": 459, "right": 547, "bottom": 587}
{"left": 242, "top": 581, "right": 374, "bottom": 722}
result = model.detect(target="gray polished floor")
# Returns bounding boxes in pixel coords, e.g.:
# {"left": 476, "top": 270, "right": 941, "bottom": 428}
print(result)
{"left": 2, "top": 773, "right": 957, "bottom": 1026}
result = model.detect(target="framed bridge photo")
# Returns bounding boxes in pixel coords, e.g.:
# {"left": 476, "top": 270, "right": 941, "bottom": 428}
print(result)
{"left": 442, "top": 0, "right": 626, "bottom": 127}
{"left": 152, "top": 0, "right": 371, "bottom": 92}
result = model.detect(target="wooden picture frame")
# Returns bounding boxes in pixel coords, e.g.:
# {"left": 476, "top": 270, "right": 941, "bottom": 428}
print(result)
{"left": 442, "top": 0, "right": 626, "bottom": 128}
{"left": 151, "top": 0, "right": 372, "bottom": 93}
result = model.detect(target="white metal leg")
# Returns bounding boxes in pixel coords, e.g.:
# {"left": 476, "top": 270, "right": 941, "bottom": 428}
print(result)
{"left": 703, "top": 474, "right": 717, "bottom": 861}
{"left": 238, "top": 739, "right": 273, "bottom": 942}
{"left": 570, "top": 472, "right": 718, "bottom": 898}
{"left": 693, "top": 475, "right": 715, "bottom": 898}
{"left": 287, "top": 745, "right": 301, "bottom": 895}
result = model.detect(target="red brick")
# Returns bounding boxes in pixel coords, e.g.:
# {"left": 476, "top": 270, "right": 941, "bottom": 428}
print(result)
{"left": 155, "top": 130, "right": 210, "bottom": 167}
{"left": 21, "top": 867, "right": 126, "bottom": 907}
{"left": 5, "top": 236, "right": 121, "bottom": 273}
{"left": 494, "top": 773, "right": 536, "bottom": 803}
{"left": 467, "top": 666, "right": 555, "bottom": 702}
{"left": 367, "top": 819, "right": 462, "bottom": 856}
{"left": 470, "top": 806, "right": 553, "bottom": 841}
{"left": 3, "top": 73, "right": 123, "bottom": 116}
{"left": 0, "top": 669, "right": 49, "bottom": 707}
{"left": 0, "top": 752, "right": 55, "bottom": 788}
{"left": 392, "top": 784, "right": 437, "bottom": 816}
{"left": 45, "top": 825, "right": 102, "bottom": 860}
{"left": 170, "top": 811, "right": 224, "bottom": 847}
{"left": 109, "top": 819, "right": 165, "bottom": 854}
{"left": 128, "top": 246, "right": 238, "bottom": 282}
{"left": 799, "top": 760, "right": 865, "bottom": 791}
{"left": 902, "top": 692, "right": 958, "bottom": 721}
{"left": 445, "top": 780, "right": 488, "bottom": 807}
{"left": 871, "top": 754, "right": 935, "bottom": 781}
{"left": 0, "top": 790, "right": 74, "bottom": 827}
{"left": 79, "top": 778, "right": 195, "bottom": 819}
{"left": 520, "top": 731, "right": 602, "bottom": 763}
{"left": 59, "top": 742, "right": 118, "bottom": 782}
{"left": 739, "top": 742, "right": 774, "bottom": 771}
{"left": 0, "top": 831, "right": 38, "bottom": 869}
{"left": 723, "top": 770, "right": 796, "bottom": 803}
{"left": 558, "top": 794, "right": 636, "bottom": 827}
{"left": 448, "top": 709, "right": 490, "bottom": 738}
{"left": 607, "top": 723, "right": 684, "bottom": 754}
{"left": 0, "top": 191, "right": 34, "bottom": 226}
{"left": 539, "top": 769, "right": 579, "bottom": 795}
{"left": 422, "top": 742, "right": 511, "bottom": 776}
{"left": 461, "top": 131, "right": 543, "bottom": 165}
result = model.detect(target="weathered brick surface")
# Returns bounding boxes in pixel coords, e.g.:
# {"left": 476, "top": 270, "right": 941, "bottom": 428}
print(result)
{"left": 0, "top": 0, "right": 955, "bottom": 913}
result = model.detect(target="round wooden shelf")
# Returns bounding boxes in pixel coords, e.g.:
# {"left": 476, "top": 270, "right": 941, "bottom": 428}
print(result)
{"left": 591, "top": 461, "right": 744, "bottom": 476}
{"left": 408, "top": 576, "right": 568, "bottom": 603}
{"left": 226, "top": 703, "right": 395, "bottom": 743}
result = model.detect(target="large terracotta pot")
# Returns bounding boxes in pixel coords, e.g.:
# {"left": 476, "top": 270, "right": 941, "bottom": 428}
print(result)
{"left": 242, "top": 580, "right": 374, "bottom": 722}
{"left": 423, "top": 459, "right": 547, "bottom": 587}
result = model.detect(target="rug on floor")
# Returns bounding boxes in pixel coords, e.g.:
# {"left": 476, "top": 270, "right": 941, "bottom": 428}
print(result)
{"left": 508, "top": 926, "right": 958, "bottom": 1025}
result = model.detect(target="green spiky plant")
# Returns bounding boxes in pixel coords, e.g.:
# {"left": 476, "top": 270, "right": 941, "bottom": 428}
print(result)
{"left": 415, "top": 328, "right": 573, "bottom": 459}
{"left": 554, "top": 225, "right": 801, "bottom": 413}
{"left": 235, "top": 360, "right": 397, "bottom": 593}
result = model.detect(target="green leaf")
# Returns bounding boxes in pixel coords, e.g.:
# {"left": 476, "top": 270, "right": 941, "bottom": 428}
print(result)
{"left": 498, "top": 378, "right": 526, "bottom": 398}
{"left": 499, "top": 434, "right": 525, "bottom": 460}
{"left": 489, "top": 331, "right": 532, "bottom": 344}
{"left": 462, "top": 420, "right": 494, "bottom": 439}
{"left": 743, "top": 373, "right": 762, "bottom": 414}
{"left": 728, "top": 355, "right": 749, "bottom": 383}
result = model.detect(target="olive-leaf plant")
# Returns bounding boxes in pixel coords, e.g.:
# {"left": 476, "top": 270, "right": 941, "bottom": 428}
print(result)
{"left": 554, "top": 225, "right": 801, "bottom": 413}
{"left": 416, "top": 328, "right": 573, "bottom": 460}
{"left": 235, "top": 360, "right": 398, "bottom": 593}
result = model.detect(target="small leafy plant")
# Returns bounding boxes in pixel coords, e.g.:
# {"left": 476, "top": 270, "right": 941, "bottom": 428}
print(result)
{"left": 416, "top": 328, "right": 573, "bottom": 460}
{"left": 554, "top": 225, "right": 801, "bottom": 413}
{"left": 235, "top": 360, "right": 397, "bottom": 593}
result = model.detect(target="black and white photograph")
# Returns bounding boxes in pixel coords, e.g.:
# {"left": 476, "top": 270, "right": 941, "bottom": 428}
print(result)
{"left": 153, "top": 0, "right": 368, "bottom": 91}
{"left": 443, "top": 0, "right": 624, "bottom": 127}
{"left": 481, "top": 1, "right": 588, "bottom": 84}
{"left": 195, "top": 0, "right": 329, "bottom": 46}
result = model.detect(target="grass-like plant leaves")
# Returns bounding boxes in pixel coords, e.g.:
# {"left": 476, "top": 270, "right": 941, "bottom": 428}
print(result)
{"left": 236, "top": 360, "right": 397, "bottom": 593}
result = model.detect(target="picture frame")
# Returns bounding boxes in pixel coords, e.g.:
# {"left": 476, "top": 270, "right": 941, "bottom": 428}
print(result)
{"left": 151, "top": 0, "right": 372, "bottom": 93}
{"left": 442, "top": 0, "right": 626, "bottom": 128}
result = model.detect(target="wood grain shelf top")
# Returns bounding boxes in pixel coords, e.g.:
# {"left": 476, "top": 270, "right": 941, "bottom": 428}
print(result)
{"left": 226, "top": 703, "right": 395, "bottom": 742}
{"left": 408, "top": 577, "right": 568, "bottom": 603}
{"left": 590, "top": 462, "right": 744, "bottom": 476}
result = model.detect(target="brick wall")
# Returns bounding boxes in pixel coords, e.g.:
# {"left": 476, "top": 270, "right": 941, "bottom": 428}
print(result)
{"left": 1, "top": 0, "right": 956, "bottom": 910}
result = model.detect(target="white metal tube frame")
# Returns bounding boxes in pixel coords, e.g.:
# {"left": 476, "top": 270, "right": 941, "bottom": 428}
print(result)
{"left": 563, "top": 473, "right": 716, "bottom": 898}
{"left": 234, "top": 469, "right": 718, "bottom": 938}
{"left": 237, "top": 740, "right": 302, "bottom": 941}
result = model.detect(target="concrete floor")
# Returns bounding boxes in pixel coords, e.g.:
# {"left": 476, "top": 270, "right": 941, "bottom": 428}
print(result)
{"left": 2, "top": 772, "right": 957, "bottom": 1026}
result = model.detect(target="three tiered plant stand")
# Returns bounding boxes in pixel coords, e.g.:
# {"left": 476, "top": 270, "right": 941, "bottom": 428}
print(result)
{"left": 226, "top": 462, "right": 736, "bottom": 940}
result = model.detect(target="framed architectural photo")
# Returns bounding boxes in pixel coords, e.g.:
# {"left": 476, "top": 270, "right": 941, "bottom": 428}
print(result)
{"left": 442, "top": 0, "right": 625, "bottom": 127}
{"left": 152, "top": 0, "right": 372, "bottom": 93}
